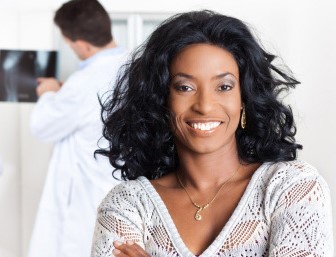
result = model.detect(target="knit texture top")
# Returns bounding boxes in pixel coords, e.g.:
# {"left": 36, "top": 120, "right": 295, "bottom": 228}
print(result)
{"left": 91, "top": 160, "right": 334, "bottom": 257}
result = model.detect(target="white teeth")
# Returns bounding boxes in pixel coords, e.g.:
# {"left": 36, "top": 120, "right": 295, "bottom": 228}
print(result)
{"left": 190, "top": 122, "right": 221, "bottom": 131}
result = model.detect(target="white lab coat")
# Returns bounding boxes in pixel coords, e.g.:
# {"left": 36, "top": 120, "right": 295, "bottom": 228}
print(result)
{"left": 28, "top": 47, "right": 127, "bottom": 257}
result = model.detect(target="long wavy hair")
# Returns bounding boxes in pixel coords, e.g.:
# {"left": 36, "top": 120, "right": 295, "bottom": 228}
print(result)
{"left": 96, "top": 10, "right": 302, "bottom": 180}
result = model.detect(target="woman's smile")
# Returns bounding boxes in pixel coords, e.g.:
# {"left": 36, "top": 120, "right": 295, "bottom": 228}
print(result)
{"left": 187, "top": 121, "right": 222, "bottom": 131}
{"left": 185, "top": 120, "right": 224, "bottom": 138}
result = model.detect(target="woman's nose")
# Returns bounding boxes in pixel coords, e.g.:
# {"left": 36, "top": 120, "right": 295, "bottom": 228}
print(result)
{"left": 191, "top": 90, "right": 215, "bottom": 114}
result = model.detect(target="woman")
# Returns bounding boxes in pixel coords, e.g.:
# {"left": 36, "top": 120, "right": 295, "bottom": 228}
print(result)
{"left": 91, "top": 11, "right": 333, "bottom": 257}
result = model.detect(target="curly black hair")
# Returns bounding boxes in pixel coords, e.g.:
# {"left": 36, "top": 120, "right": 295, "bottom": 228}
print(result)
{"left": 96, "top": 10, "right": 302, "bottom": 180}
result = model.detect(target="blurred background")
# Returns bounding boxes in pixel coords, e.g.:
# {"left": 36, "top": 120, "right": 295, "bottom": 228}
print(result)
{"left": 0, "top": 0, "right": 335, "bottom": 256}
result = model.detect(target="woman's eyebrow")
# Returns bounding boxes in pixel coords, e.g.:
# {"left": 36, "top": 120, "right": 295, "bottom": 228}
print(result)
{"left": 171, "top": 73, "right": 193, "bottom": 80}
{"left": 213, "top": 72, "right": 237, "bottom": 80}
{"left": 170, "top": 72, "right": 238, "bottom": 80}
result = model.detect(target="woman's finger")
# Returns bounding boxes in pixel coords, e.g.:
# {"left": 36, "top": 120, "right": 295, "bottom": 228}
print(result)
{"left": 112, "top": 248, "right": 129, "bottom": 257}
{"left": 125, "top": 241, "right": 150, "bottom": 256}
{"left": 113, "top": 241, "right": 150, "bottom": 257}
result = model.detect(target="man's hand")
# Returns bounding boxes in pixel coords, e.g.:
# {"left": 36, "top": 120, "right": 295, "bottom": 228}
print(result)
{"left": 36, "top": 77, "right": 62, "bottom": 97}
{"left": 112, "top": 241, "right": 150, "bottom": 257}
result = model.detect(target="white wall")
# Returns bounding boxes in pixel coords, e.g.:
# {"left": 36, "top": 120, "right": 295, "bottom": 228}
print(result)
{"left": 0, "top": 103, "right": 21, "bottom": 257}
{"left": 0, "top": 0, "right": 335, "bottom": 256}
{"left": 0, "top": 5, "right": 55, "bottom": 256}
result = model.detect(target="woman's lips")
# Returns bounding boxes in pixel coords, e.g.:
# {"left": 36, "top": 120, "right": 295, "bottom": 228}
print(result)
{"left": 186, "top": 121, "right": 223, "bottom": 135}
{"left": 188, "top": 121, "right": 221, "bottom": 131}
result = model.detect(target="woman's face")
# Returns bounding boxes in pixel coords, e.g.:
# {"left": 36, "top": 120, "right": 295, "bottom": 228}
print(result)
{"left": 168, "top": 43, "right": 241, "bottom": 155}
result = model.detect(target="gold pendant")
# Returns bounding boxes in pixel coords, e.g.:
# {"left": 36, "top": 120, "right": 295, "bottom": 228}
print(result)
{"left": 195, "top": 212, "right": 202, "bottom": 221}
{"left": 194, "top": 206, "right": 204, "bottom": 221}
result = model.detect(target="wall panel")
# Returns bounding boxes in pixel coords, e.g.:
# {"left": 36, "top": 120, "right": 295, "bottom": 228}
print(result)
{"left": 0, "top": 103, "right": 21, "bottom": 257}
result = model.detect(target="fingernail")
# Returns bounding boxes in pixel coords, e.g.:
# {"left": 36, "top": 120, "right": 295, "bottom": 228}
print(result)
{"left": 112, "top": 249, "right": 121, "bottom": 255}
{"left": 126, "top": 240, "right": 134, "bottom": 245}
{"left": 114, "top": 241, "right": 122, "bottom": 246}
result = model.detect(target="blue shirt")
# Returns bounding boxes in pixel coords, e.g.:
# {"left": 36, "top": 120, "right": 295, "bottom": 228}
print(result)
{"left": 79, "top": 46, "right": 126, "bottom": 70}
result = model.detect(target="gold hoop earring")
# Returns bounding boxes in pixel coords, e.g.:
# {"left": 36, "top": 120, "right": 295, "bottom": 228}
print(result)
{"left": 241, "top": 105, "right": 246, "bottom": 129}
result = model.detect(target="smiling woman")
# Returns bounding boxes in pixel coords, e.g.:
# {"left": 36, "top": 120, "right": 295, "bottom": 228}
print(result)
{"left": 91, "top": 10, "right": 333, "bottom": 257}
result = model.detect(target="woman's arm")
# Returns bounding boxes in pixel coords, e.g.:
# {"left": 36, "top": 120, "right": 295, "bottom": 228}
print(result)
{"left": 91, "top": 208, "right": 145, "bottom": 257}
{"left": 91, "top": 184, "right": 148, "bottom": 257}
{"left": 269, "top": 173, "right": 333, "bottom": 256}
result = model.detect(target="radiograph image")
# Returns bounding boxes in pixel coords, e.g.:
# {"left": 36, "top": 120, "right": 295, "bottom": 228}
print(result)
{"left": 0, "top": 50, "right": 58, "bottom": 102}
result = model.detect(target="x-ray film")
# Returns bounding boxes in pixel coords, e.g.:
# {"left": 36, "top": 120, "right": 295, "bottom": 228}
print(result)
{"left": 0, "top": 50, "right": 58, "bottom": 102}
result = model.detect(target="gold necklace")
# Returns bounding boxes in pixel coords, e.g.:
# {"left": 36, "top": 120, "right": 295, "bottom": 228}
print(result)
{"left": 176, "top": 165, "right": 240, "bottom": 221}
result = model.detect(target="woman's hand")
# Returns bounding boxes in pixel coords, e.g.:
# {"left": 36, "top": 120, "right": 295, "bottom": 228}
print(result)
{"left": 112, "top": 240, "right": 150, "bottom": 257}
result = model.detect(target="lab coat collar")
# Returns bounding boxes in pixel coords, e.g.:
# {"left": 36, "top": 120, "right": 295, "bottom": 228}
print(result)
{"left": 79, "top": 46, "right": 126, "bottom": 70}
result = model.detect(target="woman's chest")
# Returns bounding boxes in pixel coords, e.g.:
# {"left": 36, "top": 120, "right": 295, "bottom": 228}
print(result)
{"left": 141, "top": 188, "right": 271, "bottom": 257}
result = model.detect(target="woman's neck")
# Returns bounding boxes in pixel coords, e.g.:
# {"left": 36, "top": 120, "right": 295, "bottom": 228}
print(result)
{"left": 175, "top": 142, "right": 242, "bottom": 190}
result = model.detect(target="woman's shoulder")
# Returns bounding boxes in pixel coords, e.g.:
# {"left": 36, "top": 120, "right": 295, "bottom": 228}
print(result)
{"left": 98, "top": 177, "right": 149, "bottom": 211}
{"left": 262, "top": 159, "right": 323, "bottom": 183}
{"left": 259, "top": 160, "right": 330, "bottom": 207}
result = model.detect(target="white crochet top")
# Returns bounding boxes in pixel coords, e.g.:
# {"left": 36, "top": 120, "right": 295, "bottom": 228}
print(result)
{"left": 91, "top": 160, "right": 334, "bottom": 257}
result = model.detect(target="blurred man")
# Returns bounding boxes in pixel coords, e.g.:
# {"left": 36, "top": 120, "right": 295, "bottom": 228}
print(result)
{"left": 28, "top": 1, "right": 127, "bottom": 257}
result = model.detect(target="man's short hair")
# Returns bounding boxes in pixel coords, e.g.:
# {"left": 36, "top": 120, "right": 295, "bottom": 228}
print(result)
{"left": 54, "top": 0, "right": 113, "bottom": 47}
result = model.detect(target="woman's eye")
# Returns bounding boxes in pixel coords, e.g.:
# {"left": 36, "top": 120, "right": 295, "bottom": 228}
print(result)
{"left": 218, "top": 84, "right": 233, "bottom": 91}
{"left": 175, "top": 85, "right": 193, "bottom": 92}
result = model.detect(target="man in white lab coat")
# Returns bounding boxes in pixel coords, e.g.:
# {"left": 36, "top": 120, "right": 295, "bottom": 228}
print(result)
{"left": 28, "top": 1, "right": 127, "bottom": 257}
